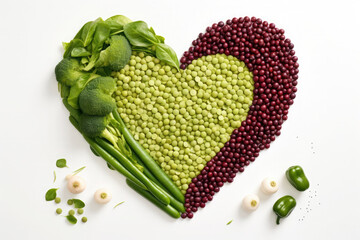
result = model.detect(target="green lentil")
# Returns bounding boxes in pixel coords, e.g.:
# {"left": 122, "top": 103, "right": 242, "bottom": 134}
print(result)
{"left": 114, "top": 53, "right": 254, "bottom": 192}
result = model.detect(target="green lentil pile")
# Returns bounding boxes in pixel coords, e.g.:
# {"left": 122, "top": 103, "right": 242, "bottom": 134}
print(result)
{"left": 113, "top": 52, "right": 254, "bottom": 194}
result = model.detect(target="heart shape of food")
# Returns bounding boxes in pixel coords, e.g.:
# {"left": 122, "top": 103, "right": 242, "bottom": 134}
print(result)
{"left": 55, "top": 15, "right": 298, "bottom": 219}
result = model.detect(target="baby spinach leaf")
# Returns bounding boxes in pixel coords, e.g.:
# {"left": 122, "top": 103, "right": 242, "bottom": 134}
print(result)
{"left": 66, "top": 215, "right": 77, "bottom": 224}
{"left": 105, "top": 15, "right": 132, "bottom": 35}
{"left": 124, "top": 21, "right": 158, "bottom": 47}
{"left": 72, "top": 199, "right": 85, "bottom": 208}
{"left": 63, "top": 39, "right": 84, "bottom": 58}
{"left": 149, "top": 27, "right": 165, "bottom": 43}
{"left": 81, "top": 19, "right": 101, "bottom": 47}
{"left": 71, "top": 47, "right": 91, "bottom": 57}
{"left": 155, "top": 43, "right": 180, "bottom": 71}
{"left": 56, "top": 158, "right": 68, "bottom": 168}
{"left": 67, "top": 73, "right": 99, "bottom": 109}
{"left": 45, "top": 188, "right": 58, "bottom": 201}
{"left": 91, "top": 22, "right": 111, "bottom": 53}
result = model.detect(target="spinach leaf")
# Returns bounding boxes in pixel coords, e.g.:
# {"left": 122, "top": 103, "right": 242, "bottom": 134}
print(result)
{"left": 155, "top": 43, "right": 180, "bottom": 71}
{"left": 71, "top": 47, "right": 91, "bottom": 57}
{"left": 105, "top": 15, "right": 132, "bottom": 35}
{"left": 131, "top": 46, "right": 155, "bottom": 56}
{"left": 63, "top": 39, "right": 84, "bottom": 58}
{"left": 67, "top": 73, "right": 99, "bottom": 109}
{"left": 66, "top": 215, "right": 77, "bottom": 224}
{"left": 56, "top": 158, "right": 68, "bottom": 168}
{"left": 124, "top": 21, "right": 158, "bottom": 47}
{"left": 91, "top": 22, "right": 111, "bottom": 53}
{"left": 72, "top": 199, "right": 85, "bottom": 208}
{"left": 81, "top": 19, "right": 101, "bottom": 47}
{"left": 149, "top": 27, "right": 165, "bottom": 43}
{"left": 45, "top": 188, "right": 58, "bottom": 201}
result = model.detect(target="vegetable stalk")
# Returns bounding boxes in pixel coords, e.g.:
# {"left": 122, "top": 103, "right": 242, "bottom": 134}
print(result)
{"left": 112, "top": 110, "right": 184, "bottom": 203}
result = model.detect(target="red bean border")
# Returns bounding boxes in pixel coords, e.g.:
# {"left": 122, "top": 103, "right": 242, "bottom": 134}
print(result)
{"left": 180, "top": 16, "right": 299, "bottom": 219}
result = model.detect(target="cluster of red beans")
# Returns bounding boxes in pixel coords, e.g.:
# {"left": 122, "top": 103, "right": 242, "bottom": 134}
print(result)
{"left": 180, "top": 16, "right": 299, "bottom": 219}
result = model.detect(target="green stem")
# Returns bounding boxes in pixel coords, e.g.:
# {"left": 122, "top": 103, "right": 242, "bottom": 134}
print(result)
{"left": 112, "top": 110, "right": 184, "bottom": 203}
{"left": 68, "top": 116, "right": 146, "bottom": 190}
{"left": 276, "top": 216, "right": 281, "bottom": 225}
{"left": 126, "top": 179, "right": 180, "bottom": 219}
{"left": 95, "top": 137, "right": 170, "bottom": 206}
{"left": 133, "top": 153, "right": 185, "bottom": 213}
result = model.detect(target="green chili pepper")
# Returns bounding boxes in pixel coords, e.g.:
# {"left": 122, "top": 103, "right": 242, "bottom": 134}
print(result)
{"left": 273, "top": 195, "right": 296, "bottom": 225}
{"left": 286, "top": 165, "right": 310, "bottom": 191}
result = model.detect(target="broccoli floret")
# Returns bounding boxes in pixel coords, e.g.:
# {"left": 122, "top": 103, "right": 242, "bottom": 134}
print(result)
{"left": 95, "top": 35, "right": 131, "bottom": 71}
{"left": 79, "top": 114, "right": 118, "bottom": 147}
{"left": 78, "top": 77, "right": 116, "bottom": 116}
{"left": 55, "top": 58, "right": 87, "bottom": 86}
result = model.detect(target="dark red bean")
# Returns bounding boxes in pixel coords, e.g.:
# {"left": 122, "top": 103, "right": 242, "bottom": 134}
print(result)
{"left": 182, "top": 16, "right": 298, "bottom": 218}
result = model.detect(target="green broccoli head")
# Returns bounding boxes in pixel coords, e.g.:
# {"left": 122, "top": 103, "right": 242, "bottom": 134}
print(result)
{"left": 95, "top": 35, "right": 131, "bottom": 71}
{"left": 79, "top": 114, "right": 108, "bottom": 137}
{"left": 55, "top": 58, "right": 87, "bottom": 86}
{"left": 78, "top": 77, "right": 116, "bottom": 116}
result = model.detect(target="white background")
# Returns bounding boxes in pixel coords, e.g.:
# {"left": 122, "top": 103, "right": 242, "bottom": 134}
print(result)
{"left": 1, "top": 0, "right": 359, "bottom": 239}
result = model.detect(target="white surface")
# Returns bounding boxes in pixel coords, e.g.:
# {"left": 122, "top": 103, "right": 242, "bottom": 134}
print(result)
{"left": 1, "top": 0, "right": 360, "bottom": 239}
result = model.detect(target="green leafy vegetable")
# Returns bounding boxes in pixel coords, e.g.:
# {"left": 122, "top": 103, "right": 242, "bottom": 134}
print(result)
{"left": 105, "top": 15, "right": 132, "bottom": 35}
{"left": 149, "top": 27, "right": 165, "bottom": 43}
{"left": 91, "top": 22, "right": 111, "bottom": 53}
{"left": 56, "top": 158, "right": 68, "bottom": 168}
{"left": 113, "top": 201, "right": 125, "bottom": 208}
{"left": 63, "top": 39, "right": 84, "bottom": 58}
{"left": 66, "top": 215, "right": 77, "bottom": 224}
{"left": 71, "top": 47, "right": 91, "bottom": 57}
{"left": 155, "top": 43, "right": 180, "bottom": 71}
{"left": 81, "top": 20, "right": 100, "bottom": 47}
{"left": 72, "top": 199, "right": 85, "bottom": 208}
{"left": 45, "top": 188, "right": 58, "bottom": 201}
{"left": 124, "top": 21, "right": 158, "bottom": 47}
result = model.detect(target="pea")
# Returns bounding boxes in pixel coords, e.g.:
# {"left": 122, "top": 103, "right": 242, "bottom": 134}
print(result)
{"left": 81, "top": 217, "right": 88, "bottom": 223}
{"left": 56, "top": 208, "right": 62, "bottom": 214}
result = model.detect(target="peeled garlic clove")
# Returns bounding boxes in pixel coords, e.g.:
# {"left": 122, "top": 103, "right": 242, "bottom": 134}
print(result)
{"left": 242, "top": 194, "right": 260, "bottom": 211}
{"left": 261, "top": 177, "right": 279, "bottom": 194}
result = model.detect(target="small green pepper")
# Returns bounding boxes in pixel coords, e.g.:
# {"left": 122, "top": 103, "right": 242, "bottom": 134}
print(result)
{"left": 286, "top": 165, "right": 310, "bottom": 191}
{"left": 273, "top": 195, "right": 296, "bottom": 225}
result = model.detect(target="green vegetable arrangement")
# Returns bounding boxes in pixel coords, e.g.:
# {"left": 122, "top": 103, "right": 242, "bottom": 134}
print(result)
{"left": 55, "top": 15, "right": 184, "bottom": 218}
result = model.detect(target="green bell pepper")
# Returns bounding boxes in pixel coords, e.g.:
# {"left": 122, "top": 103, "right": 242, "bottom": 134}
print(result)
{"left": 286, "top": 165, "right": 310, "bottom": 191}
{"left": 273, "top": 195, "right": 296, "bottom": 225}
